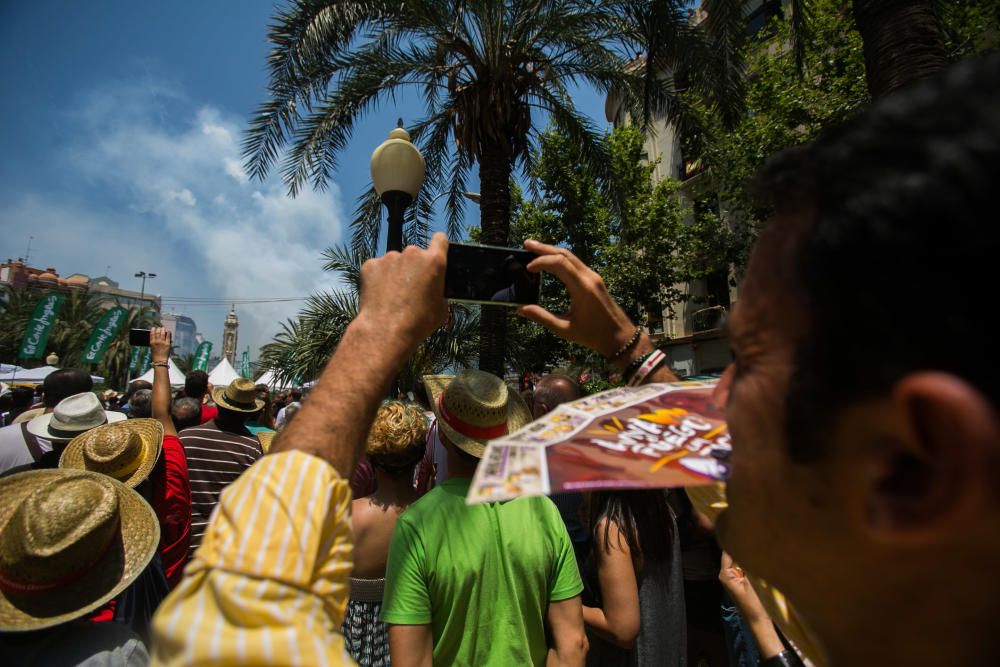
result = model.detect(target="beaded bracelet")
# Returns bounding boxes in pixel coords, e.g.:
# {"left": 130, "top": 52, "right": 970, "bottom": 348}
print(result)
{"left": 610, "top": 326, "right": 642, "bottom": 361}
{"left": 627, "top": 349, "right": 666, "bottom": 387}
{"left": 622, "top": 350, "right": 654, "bottom": 384}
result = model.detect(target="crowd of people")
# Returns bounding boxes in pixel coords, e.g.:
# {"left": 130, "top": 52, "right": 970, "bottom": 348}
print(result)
{"left": 0, "top": 54, "right": 997, "bottom": 666}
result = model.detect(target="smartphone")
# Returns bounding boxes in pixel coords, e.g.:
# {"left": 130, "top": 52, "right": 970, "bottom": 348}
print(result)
{"left": 445, "top": 243, "right": 540, "bottom": 306}
{"left": 129, "top": 328, "right": 151, "bottom": 347}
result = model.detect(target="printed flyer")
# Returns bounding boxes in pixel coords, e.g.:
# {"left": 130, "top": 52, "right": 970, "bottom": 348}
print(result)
{"left": 468, "top": 381, "right": 729, "bottom": 504}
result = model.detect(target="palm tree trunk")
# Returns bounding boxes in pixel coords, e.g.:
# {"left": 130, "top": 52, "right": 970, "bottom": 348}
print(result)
{"left": 477, "top": 146, "right": 513, "bottom": 378}
{"left": 852, "top": 0, "right": 947, "bottom": 99}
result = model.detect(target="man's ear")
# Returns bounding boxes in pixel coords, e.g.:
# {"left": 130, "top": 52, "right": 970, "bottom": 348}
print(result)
{"left": 853, "top": 372, "right": 1000, "bottom": 545}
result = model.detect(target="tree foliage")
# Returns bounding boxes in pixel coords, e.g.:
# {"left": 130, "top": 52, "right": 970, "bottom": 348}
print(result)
{"left": 508, "top": 125, "right": 725, "bottom": 374}
{"left": 258, "top": 244, "right": 478, "bottom": 394}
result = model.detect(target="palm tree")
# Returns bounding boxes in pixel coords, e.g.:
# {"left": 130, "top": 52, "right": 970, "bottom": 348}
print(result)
{"left": 96, "top": 304, "right": 159, "bottom": 390}
{"left": 0, "top": 285, "right": 38, "bottom": 364}
{"left": 243, "top": 0, "right": 720, "bottom": 376}
{"left": 700, "top": 0, "right": 947, "bottom": 100}
{"left": 48, "top": 290, "right": 105, "bottom": 368}
{"left": 258, "top": 244, "right": 478, "bottom": 394}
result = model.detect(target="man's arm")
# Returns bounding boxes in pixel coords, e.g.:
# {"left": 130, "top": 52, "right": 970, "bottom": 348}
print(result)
{"left": 271, "top": 234, "right": 449, "bottom": 478}
{"left": 150, "top": 327, "right": 177, "bottom": 437}
{"left": 388, "top": 624, "right": 433, "bottom": 667}
{"left": 546, "top": 595, "right": 588, "bottom": 667}
{"left": 517, "top": 240, "right": 677, "bottom": 384}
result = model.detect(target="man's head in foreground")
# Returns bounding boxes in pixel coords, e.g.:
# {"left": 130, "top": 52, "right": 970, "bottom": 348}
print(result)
{"left": 713, "top": 54, "right": 1000, "bottom": 664}
{"left": 532, "top": 373, "right": 581, "bottom": 418}
{"left": 42, "top": 369, "right": 93, "bottom": 409}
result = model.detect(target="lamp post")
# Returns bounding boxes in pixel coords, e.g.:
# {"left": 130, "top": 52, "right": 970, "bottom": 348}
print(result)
{"left": 371, "top": 120, "right": 425, "bottom": 253}
{"left": 134, "top": 271, "right": 156, "bottom": 305}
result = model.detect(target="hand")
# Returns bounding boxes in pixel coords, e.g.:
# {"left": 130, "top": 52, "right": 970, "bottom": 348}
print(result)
{"left": 516, "top": 240, "right": 637, "bottom": 359}
{"left": 359, "top": 232, "right": 449, "bottom": 345}
{"left": 719, "top": 551, "right": 767, "bottom": 622}
{"left": 150, "top": 327, "right": 172, "bottom": 363}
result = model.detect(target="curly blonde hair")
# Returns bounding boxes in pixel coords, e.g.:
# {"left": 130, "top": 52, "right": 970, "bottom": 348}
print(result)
{"left": 365, "top": 401, "right": 428, "bottom": 471}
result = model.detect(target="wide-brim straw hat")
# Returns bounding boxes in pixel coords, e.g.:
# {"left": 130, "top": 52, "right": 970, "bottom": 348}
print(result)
{"left": 424, "top": 370, "right": 532, "bottom": 458}
{"left": 59, "top": 419, "right": 163, "bottom": 488}
{"left": 212, "top": 378, "right": 265, "bottom": 413}
{"left": 0, "top": 469, "right": 159, "bottom": 632}
{"left": 257, "top": 430, "right": 275, "bottom": 453}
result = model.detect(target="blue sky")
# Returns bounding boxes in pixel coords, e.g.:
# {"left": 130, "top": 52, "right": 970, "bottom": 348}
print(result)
{"left": 0, "top": 1, "right": 611, "bottom": 356}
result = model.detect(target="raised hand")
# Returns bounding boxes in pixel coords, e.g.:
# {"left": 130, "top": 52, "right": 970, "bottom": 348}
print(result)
{"left": 516, "top": 239, "right": 638, "bottom": 360}
{"left": 150, "top": 327, "right": 172, "bottom": 364}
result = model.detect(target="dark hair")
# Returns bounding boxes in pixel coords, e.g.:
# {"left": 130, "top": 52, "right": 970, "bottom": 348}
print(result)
{"left": 9, "top": 386, "right": 34, "bottom": 408}
{"left": 289, "top": 388, "right": 303, "bottom": 402}
{"left": 123, "top": 380, "right": 152, "bottom": 404}
{"left": 752, "top": 55, "right": 1000, "bottom": 462}
{"left": 533, "top": 374, "right": 581, "bottom": 413}
{"left": 185, "top": 370, "right": 209, "bottom": 399}
{"left": 252, "top": 384, "right": 274, "bottom": 429}
{"left": 589, "top": 490, "right": 674, "bottom": 562}
{"left": 128, "top": 389, "right": 152, "bottom": 419}
{"left": 42, "top": 368, "right": 93, "bottom": 407}
{"left": 171, "top": 397, "right": 202, "bottom": 431}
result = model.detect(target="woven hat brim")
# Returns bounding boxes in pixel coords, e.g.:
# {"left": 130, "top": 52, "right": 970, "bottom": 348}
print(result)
{"left": 58, "top": 419, "right": 164, "bottom": 488}
{"left": 211, "top": 386, "right": 264, "bottom": 413}
{"left": 257, "top": 430, "right": 275, "bottom": 453}
{"left": 26, "top": 410, "right": 127, "bottom": 442}
{"left": 423, "top": 374, "right": 533, "bottom": 458}
{"left": 0, "top": 469, "right": 160, "bottom": 632}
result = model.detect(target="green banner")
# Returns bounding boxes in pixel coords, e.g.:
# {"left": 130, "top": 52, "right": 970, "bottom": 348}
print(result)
{"left": 241, "top": 348, "right": 251, "bottom": 379}
{"left": 193, "top": 341, "right": 213, "bottom": 371}
{"left": 81, "top": 307, "right": 128, "bottom": 365}
{"left": 129, "top": 346, "right": 143, "bottom": 372}
{"left": 140, "top": 348, "right": 152, "bottom": 374}
{"left": 18, "top": 293, "right": 65, "bottom": 359}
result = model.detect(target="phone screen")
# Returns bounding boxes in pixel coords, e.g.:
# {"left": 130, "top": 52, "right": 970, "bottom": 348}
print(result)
{"left": 445, "top": 243, "right": 540, "bottom": 306}
{"left": 129, "top": 328, "right": 151, "bottom": 347}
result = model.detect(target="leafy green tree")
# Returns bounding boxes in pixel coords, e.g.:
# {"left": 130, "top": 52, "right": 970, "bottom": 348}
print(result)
{"left": 258, "top": 245, "right": 478, "bottom": 395}
{"left": 48, "top": 291, "right": 106, "bottom": 367}
{"left": 508, "top": 125, "right": 721, "bottom": 376}
{"left": 0, "top": 285, "right": 37, "bottom": 364}
{"left": 242, "top": 0, "right": 731, "bottom": 376}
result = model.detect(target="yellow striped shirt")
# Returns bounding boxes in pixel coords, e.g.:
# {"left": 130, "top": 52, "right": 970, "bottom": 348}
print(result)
{"left": 151, "top": 450, "right": 355, "bottom": 666}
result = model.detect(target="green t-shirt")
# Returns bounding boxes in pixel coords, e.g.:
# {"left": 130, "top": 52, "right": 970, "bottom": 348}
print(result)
{"left": 381, "top": 478, "right": 583, "bottom": 666}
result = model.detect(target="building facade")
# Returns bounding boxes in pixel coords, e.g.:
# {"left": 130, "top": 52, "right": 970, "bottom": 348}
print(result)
{"left": 161, "top": 313, "right": 198, "bottom": 359}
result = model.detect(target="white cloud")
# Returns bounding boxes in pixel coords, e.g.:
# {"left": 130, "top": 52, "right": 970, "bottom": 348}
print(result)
{"left": 0, "top": 80, "right": 346, "bottom": 358}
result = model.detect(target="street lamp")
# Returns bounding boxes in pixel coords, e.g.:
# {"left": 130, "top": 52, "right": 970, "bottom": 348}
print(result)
{"left": 134, "top": 271, "right": 156, "bottom": 304}
{"left": 371, "top": 120, "right": 425, "bottom": 253}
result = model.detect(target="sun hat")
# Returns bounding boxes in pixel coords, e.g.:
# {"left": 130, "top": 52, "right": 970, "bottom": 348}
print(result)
{"left": 257, "top": 430, "right": 275, "bottom": 453}
{"left": 211, "top": 378, "right": 265, "bottom": 413}
{"left": 0, "top": 469, "right": 160, "bottom": 632}
{"left": 424, "top": 370, "right": 532, "bottom": 458}
{"left": 59, "top": 419, "right": 163, "bottom": 488}
{"left": 27, "top": 392, "right": 126, "bottom": 442}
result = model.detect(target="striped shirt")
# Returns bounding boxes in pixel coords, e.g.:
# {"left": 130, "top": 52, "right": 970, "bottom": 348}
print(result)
{"left": 179, "top": 421, "right": 264, "bottom": 559}
{"left": 150, "top": 450, "right": 354, "bottom": 666}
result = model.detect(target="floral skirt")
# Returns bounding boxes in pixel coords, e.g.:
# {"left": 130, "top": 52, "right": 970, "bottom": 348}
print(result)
{"left": 342, "top": 598, "right": 390, "bottom": 667}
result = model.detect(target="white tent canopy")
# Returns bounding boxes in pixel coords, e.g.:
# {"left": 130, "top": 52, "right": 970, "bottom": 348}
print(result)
{"left": 0, "top": 365, "right": 104, "bottom": 385}
{"left": 136, "top": 358, "right": 186, "bottom": 388}
{"left": 254, "top": 369, "right": 293, "bottom": 391}
{"left": 208, "top": 358, "right": 241, "bottom": 387}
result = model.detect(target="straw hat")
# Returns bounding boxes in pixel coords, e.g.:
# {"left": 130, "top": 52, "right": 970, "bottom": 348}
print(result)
{"left": 257, "top": 430, "right": 275, "bottom": 453}
{"left": 59, "top": 419, "right": 163, "bottom": 488}
{"left": 212, "top": 378, "right": 265, "bottom": 413}
{"left": 424, "top": 370, "right": 532, "bottom": 458}
{"left": 0, "top": 469, "right": 159, "bottom": 632}
{"left": 27, "top": 392, "right": 126, "bottom": 442}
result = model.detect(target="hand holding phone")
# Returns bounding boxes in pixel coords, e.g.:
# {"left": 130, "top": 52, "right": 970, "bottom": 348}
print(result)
{"left": 444, "top": 243, "right": 540, "bottom": 306}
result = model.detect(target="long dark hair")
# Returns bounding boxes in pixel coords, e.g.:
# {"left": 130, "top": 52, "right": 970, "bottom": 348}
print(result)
{"left": 589, "top": 490, "right": 674, "bottom": 563}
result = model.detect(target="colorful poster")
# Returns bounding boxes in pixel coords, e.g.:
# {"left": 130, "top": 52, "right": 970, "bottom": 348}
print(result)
{"left": 18, "top": 293, "right": 65, "bottom": 359}
{"left": 193, "top": 341, "right": 212, "bottom": 371}
{"left": 468, "top": 381, "right": 730, "bottom": 504}
{"left": 81, "top": 307, "right": 128, "bottom": 364}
